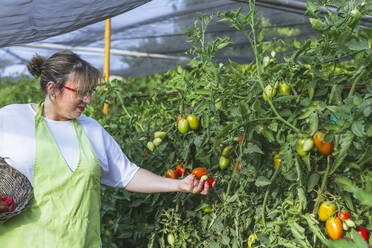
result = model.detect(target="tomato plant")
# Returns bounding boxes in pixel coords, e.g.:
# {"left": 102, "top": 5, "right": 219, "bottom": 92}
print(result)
{"left": 3, "top": 1, "right": 372, "bottom": 247}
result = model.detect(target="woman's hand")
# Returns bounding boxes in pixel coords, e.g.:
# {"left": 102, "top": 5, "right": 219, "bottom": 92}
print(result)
{"left": 125, "top": 168, "right": 215, "bottom": 194}
{"left": 177, "top": 174, "right": 215, "bottom": 195}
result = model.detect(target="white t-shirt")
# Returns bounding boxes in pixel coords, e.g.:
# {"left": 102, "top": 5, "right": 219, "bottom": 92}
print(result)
{"left": 0, "top": 103, "right": 139, "bottom": 188}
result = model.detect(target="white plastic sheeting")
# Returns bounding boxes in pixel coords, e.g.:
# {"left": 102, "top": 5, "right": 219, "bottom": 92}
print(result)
{"left": 0, "top": 0, "right": 150, "bottom": 47}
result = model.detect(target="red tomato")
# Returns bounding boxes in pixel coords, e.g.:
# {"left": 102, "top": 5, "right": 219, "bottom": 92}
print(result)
{"left": 166, "top": 169, "right": 178, "bottom": 179}
{"left": 326, "top": 217, "right": 343, "bottom": 240}
{"left": 192, "top": 167, "right": 207, "bottom": 178}
{"left": 184, "top": 169, "right": 189, "bottom": 176}
{"left": 356, "top": 228, "right": 368, "bottom": 241}
{"left": 313, "top": 131, "right": 333, "bottom": 156}
{"left": 335, "top": 211, "right": 350, "bottom": 221}
{"left": 208, "top": 176, "right": 214, "bottom": 186}
{"left": 176, "top": 164, "right": 184, "bottom": 176}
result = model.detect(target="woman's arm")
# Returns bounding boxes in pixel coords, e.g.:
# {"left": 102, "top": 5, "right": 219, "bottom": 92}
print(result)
{"left": 125, "top": 168, "right": 212, "bottom": 195}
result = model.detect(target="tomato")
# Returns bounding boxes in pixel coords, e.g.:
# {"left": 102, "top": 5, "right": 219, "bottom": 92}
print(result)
{"left": 248, "top": 233, "right": 258, "bottom": 248}
{"left": 201, "top": 175, "right": 208, "bottom": 181}
{"left": 167, "top": 233, "right": 175, "bottom": 246}
{"left": 262, "top": 85, "right": 276, "bottom": 102}
{"left": 203, "top": 205, "right": 212, "bottom": 213}
{"left": 356, "top": 227, "right": 368, "bottom": 241}
{"left": 234, "top": 136, "right": 244, "bottom": 144}
{"left": 215, "top": 99, "right": 222, "bottom": 110}
{"left": 219, "top": 156, "right": 230, "bottom": 170}
{"left": 326, "top": 217, "right": 343, "bottom": 240}
{"left": 166, "top": 169, "right": 178, "bottom": 179}
{"left": 296, "top": 138, "right": 314, "bottom": 157}
{"left": 319, "top": 201, "right": 336, "bottom": 221}
{"left": 154, "top": 131, "right": 166, "bottom": 139}
{"left": 222, "top": 146, "right": 234, "bottom": 158}
{"left": 178, "top": 118, "right": 189, "bottom": 134}
{"left": 176, "top": 164, "right": 184, "bottom": 176}
{"left": 335, "top": 211, "right": 350, "bottom": 221}
{"left": 144, "top": 150, "right": 148, "bottom": 157}
{"left": 207, "top": 176, "right": 214, "bottom": 186}
{"left": 279, "top": 82, "right": 291, "bottom": 95}
{"left": 313, "top": 131, "right": 333, "bottom": 156}
{"left": 153, "top": 138, "right": 162, "bottom": 146}
{"left": 187, "top": 115, "right": 199, "bottom": 130}
{"left": 192, "top": 167, "right": 207, "bottom": 178}
{"left": 274, "top": 154, "right": 280, "bottom": 169}
{"left": 177, "top": 115, "right": 186, "bottom": 124}
{"left": 184, "top": 169, "right": 189, "bottom": 176}
{"left": 147, "top": 141, "right": 155, "bottom": 151}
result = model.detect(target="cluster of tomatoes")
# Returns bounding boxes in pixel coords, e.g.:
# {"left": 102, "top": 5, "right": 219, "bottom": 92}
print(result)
{"left": 177, "top": 114, "right": 199, "bottom": 134}
{"left": 318, "top": 201, "right": 368, "bottom": 242}
{"left": 219, "top": 136, "right": 244, "bottom": 171}
{"left": 165, "top": 164, "right": 214, "bottom": 186}
{"left": 146, "top": 131, "right": 167, "bottom": 152}
{"left": 296, "top": 131, "right": 333, "bottom": 157}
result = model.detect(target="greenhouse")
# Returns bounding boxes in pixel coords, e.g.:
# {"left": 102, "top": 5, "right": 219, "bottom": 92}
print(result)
{"left": 0, "top": 0, "right": 371, "bottom": 247}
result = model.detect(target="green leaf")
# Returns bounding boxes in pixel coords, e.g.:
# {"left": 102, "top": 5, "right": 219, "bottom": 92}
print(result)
{"left": 308, "top": 112, "right": 318, "bottom": 136}
{"left": 255, "top": 176, "right": 271, "bottom": 187}
{"left": 346, "top": 41, "right": 369, "bottom": 51}
{"left": 350, "top": 229, "right": 369, "bottom": 248}
{"left": 352, "top": 120, "right": 366, "bottom": 137}
{"left": 331, "top": 131, "right": 354, "bottom": 174}
{"left": 244, "top": 143, "right": 264, "bottom": 154}
{"left": 307, "top": 173, "right": 320, "bottom": 192}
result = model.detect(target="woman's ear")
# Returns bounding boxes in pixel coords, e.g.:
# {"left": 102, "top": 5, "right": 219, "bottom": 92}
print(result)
{"left": 46, "top": 81, "right": 57, "bottom": 99}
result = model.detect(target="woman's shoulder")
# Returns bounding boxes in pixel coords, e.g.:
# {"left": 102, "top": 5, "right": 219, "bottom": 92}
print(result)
{"left": 0, "top": 103, "right": 32, "bottom": 116}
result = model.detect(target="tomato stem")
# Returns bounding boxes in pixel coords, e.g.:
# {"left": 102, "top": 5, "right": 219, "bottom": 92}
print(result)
{"left": 245, "top": 0, "right": 301, "bottom": 135}
{"left": 312, "top": 156, "right": 331, "bottom": 216}
{"left": 348, "top": 70, "right": 365, "bottom": 98}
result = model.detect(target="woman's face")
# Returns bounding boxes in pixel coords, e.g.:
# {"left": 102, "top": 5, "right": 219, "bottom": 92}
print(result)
{"left": 51, "top": 81, "right": 93, "bottom": 121}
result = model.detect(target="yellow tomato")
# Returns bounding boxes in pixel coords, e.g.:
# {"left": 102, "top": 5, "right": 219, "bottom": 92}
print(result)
{"left": 319, "top": 201, "right": 336, "bottom": 222}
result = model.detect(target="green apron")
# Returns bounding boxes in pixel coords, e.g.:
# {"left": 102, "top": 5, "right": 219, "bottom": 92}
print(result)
{"left": 0, "top": 102, "right": 101, "bottom": 248}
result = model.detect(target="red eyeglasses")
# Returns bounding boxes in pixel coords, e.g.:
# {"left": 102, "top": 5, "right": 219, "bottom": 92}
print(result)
{"left": 62, "top": 85, "right": 96, "bottom": 97}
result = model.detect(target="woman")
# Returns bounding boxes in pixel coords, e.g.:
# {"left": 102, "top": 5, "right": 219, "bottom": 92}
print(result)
{"left": 0, "top": 50, "right": 213, "bottom": 247}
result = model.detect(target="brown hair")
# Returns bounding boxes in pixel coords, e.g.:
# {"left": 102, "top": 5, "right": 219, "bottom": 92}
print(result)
{"left": 27, "top": 50, "right": 101, "bottom": 95}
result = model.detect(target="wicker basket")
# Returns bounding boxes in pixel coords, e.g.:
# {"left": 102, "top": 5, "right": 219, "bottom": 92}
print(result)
{"left": 0, "top": 157, "right": 34, "bottom": 224}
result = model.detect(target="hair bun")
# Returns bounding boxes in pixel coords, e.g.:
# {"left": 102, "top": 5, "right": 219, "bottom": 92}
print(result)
{"left": 27, "top": 55, "right": 46, "bottom": 78}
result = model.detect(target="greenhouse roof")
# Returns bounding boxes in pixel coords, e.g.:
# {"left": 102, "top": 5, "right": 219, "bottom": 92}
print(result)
{"left": 0, "top": 0, "right": 371, "bottom": 78}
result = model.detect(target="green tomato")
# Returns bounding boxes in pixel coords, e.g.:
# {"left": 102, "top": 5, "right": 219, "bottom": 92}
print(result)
{"left": 147, "top": 141, "right": 155, "bottom": 151}
{"left": 154, "top": 131, "right": 166, "bottom": 139}
{"left": 219, "top": 156, "right": 230, "bottom": 170}
{"left": 215, "top": 99, "right": 222, "bottom": 110}
{"left": 178, "top": 119, "right": 189, "bottom": 134}
{"left": 167, "top": 233, "right": 175, "bottom": 246}
{"left": 201, "top": 175, "right": 208, "bottom": 181}
{"left": 279, "top": 82, "right": 291, "bottom": 95}
{"left": 153, "top": 138, "right": 162, "bottom": 146}
{"left": 262, "top": 85, "right": 276, "bottom": 102}
{"left": 203, "top": 205, "right": 212, "bottom": 213}
{"left": 296, "top": 138, "right": 314, "bottom": 157}
{"left": 187, "top": 115, "right": 199, "bottom": 130}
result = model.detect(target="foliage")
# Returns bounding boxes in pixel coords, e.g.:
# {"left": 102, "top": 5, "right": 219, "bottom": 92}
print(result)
{"left": 1, "top": 0, "right": 371, "bottom": 247}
